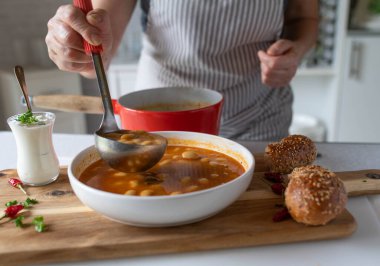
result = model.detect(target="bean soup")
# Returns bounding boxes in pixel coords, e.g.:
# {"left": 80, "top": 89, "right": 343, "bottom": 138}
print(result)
{"left": 79, "top": 145, "right": 245, "bottom": 196}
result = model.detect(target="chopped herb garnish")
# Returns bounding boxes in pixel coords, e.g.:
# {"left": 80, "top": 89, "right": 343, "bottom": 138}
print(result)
{"left": 22, "top": 197, "right": 38, "bottom": 208}
{"left": 13, "top": 215, "right": 25, "bottom": 227}
{"left": 16, "top": 110, "right": 43, "bottom": 125}
{"left": 5, "top": 198, "right": 38, "bottom": 208}
{"left": 32, "top": 216, "right": 46, "bottom": 233}
{"left": 2, "top": 198, "right": 46, "bottom": 232}
{"left": 5, "top": 200, "right": 18, "bottom": 207}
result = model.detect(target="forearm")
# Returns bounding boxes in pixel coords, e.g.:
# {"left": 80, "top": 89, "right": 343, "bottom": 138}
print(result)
{"left": 92, "top": 0, "right": 137, "bottom": 62}
{"left": 283, "top": 0, "right": 319, "bottom": 60}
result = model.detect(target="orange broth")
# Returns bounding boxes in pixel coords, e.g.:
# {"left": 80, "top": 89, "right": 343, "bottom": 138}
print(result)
{"left": 79, "top": 145, "right": 245, "bottom": 196}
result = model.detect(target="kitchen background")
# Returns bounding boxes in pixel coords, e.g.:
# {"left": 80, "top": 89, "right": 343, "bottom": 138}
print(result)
{"left": 0, "top": 0, "right": 379, "bottom": 143}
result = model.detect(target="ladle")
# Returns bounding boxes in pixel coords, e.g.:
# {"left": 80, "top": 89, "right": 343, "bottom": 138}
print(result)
{"left": 74, "top": 0, "right": 167, "bottom": 173}
{"left": 92, "top": 53, "right": 167, "bottom": 172}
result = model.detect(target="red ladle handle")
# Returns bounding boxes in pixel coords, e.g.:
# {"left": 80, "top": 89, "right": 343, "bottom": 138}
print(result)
{"left": 73, "top": 0, "right": 103, "bottom": 54}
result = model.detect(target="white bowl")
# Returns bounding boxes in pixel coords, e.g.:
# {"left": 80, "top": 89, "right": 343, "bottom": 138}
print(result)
{"left": 68, "top": 131, "right": 255, "bottom": 227}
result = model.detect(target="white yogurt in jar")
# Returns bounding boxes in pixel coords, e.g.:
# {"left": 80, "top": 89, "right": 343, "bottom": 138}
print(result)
{"left": 7, "top": 112, "right": 60, "bottom": 186}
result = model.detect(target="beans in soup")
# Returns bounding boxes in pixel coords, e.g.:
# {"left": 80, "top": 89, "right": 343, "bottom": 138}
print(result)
{"left": 79, "top": 145, "right": 245, "bottom": 196}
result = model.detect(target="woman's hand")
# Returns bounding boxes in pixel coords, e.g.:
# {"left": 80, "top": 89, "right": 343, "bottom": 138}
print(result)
{"left": 45, "top": 5, "right": 113, "bottom": 79}
{"left": 258, "top": 0, "right": 318, "bottom": 88}
{"left": 257, "top": 39, "right": 302, "bottom": 88}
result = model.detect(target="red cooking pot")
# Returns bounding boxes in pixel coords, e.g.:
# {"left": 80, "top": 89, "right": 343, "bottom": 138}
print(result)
{"left": 30, "top": 87, "right": 224, "bottom": 135}
{"left": 112, "top": 87, "right": 223, "bottom": 135}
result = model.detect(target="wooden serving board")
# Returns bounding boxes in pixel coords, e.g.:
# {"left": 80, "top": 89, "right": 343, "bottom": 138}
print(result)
{"left": 0, "top": 161, "right": 380, "bottom": 265}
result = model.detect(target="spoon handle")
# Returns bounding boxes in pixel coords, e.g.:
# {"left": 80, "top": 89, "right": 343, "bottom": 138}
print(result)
{"left": 92, "top": 53, "right": 118, "bottom": 131}
{"left": 14, "top": 65, "right": 32, "bottom": 112}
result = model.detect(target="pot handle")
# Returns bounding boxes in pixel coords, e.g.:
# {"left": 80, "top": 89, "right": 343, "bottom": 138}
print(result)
{"left": 27, "top": 94, "right": 121, "bottom": 115}
{"left": 27, "top": 94, "right": 104, "bottom": 114}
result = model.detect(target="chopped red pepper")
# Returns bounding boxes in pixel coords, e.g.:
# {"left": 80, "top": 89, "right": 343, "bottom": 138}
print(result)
{"left": 0, "top": 204, "right": 24, "bottom": 220}
{"left": 8, "top": 178, "right": 27, "bottom": 195}
{"left": 264, "top": 172, "right": 284, "bottom": 183}
{"left": 272, "top": 207, "right": 291, "bottom": 222}
{"left": 271, "top": 183, "right": 285, "bottom": 195}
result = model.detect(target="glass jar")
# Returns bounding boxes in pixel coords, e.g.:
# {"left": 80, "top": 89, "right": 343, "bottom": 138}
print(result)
{"left": 7, "top": 112, "right": 60, "bottom": 186}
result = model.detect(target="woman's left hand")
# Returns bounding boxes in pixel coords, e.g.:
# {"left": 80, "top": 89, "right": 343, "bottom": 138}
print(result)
{"left": 257, "top": 39, "right": 302, "bottom": 88}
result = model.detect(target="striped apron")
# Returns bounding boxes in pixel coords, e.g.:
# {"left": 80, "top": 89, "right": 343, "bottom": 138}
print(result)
{"left": 135, "top": 0, "right": 293, "bottom": 141}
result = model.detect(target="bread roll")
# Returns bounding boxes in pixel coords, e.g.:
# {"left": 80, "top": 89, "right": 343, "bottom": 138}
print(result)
{"left": 265, "top": 134, "right": 317, "bottom": 174}
{"left": 285, "top": 165, "right": 347, "bottom": 226}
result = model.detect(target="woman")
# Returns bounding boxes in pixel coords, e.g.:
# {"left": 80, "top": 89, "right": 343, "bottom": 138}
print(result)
{"left": 45, "top": 0, "right": 318, "bottom": 140}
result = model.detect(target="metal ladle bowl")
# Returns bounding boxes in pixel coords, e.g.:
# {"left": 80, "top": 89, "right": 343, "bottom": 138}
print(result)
{"left": 95, "top": 126, "right": 167, "bottom": 173}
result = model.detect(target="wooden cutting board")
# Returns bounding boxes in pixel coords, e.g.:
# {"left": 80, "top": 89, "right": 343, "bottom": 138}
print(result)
{"left": 0, "top": 159, "right": 380, "bottom": 265}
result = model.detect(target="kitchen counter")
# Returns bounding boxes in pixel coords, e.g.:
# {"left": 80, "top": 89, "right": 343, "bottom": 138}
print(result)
{"left": 0, "top": 131, "right": 380, "bottom": 266}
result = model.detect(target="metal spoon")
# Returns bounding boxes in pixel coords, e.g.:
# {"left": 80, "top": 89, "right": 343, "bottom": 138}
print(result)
{"left": 92, "top": 52, "right": 167, "bottom": 172}
{"left": 14, "top": 65, "right": 32, "bottom": 112}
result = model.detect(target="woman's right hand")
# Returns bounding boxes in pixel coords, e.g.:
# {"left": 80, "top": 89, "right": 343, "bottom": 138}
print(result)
{"left": 45, "top": 5, "right": 113, "bottom": 79}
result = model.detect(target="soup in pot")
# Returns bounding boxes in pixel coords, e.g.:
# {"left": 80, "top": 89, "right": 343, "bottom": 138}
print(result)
{"left": 136, "top": 102, "right": 211, "bottom": 112}
{"left": 79, "top": 145, "right": 245, "bottom": 196}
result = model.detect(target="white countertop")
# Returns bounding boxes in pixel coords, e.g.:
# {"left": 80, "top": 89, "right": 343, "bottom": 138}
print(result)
{"left": 1, "top": 131, "right": 380, "bottom": 266}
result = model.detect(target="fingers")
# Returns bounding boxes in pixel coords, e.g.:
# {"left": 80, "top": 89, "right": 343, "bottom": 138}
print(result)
{"left": 46, "top": 22, "right": 92, "bottom": 63}
{"left": 86, "top": 9, "right": 113, "bottom": 45}
{"left": 259, "top": 61, "right": 296, "bottom": 88}
{"left": 257, "top": 40, "right": 300, "bottom": 88}
{"left": 45, "top": 5, "right": 113, "bottom": 78}
{"left": 257, "top": 49, "right": 297, "bottom": 70}
{"left": 85, "top": 9, "right": 113, "bottom": 57}
{"left": 266, "top": 39, "right": 293, "bottom": 56}
{"left": 57, "top": 5, "right": 102, "bottom": 46}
